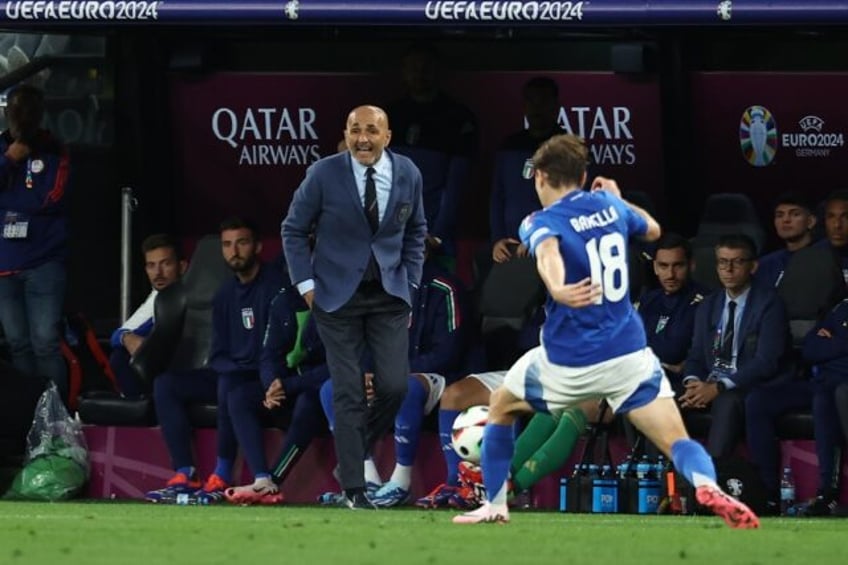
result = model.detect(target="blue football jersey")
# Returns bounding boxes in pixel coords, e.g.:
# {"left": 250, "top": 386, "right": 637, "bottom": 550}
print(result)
{"left": 518, "top": 190, "right": 649, "bottom": 367}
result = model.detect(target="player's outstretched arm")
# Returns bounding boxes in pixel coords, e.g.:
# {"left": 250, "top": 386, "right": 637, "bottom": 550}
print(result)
{"left": 536, "top": 238, "right": 602, "bottom": 308}
{"left": 590, "top": 176, "right": 661, "bottom": 242}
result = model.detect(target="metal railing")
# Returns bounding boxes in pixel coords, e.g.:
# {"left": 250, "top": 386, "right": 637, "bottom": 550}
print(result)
{"left": 120, "top": 186, "right": 137, "bottom": 323}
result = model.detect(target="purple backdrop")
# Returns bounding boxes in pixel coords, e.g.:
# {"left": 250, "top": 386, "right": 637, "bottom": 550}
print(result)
{"left": 170, "top": 71, "right": 664, "bottom": 239}
{"left": 690, "top": 72, "right": 848, "bottom": 248}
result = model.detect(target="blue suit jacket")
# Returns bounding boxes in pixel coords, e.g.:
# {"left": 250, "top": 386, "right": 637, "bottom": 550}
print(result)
{"left": 683, "top": 282, "right": 789, "bottom": 390}
{"left": 282, "top": 149, "right": 427, "bottom": 313}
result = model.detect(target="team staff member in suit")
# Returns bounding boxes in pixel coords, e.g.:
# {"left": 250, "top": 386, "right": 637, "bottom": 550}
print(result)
{"left": 282, "top": 105, "right": 427, "bottom": 509}
{"left": 680, "top": 234, "right": 790, "bottom": 458}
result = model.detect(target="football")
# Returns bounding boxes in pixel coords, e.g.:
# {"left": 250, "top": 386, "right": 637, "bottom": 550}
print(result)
{"left": 451, "top": 405, "right": 489, "bottom": 463}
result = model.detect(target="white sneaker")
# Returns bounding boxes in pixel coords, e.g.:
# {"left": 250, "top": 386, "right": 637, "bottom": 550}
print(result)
{"left": 452, "top": 501, "right": 510, "bottom": 524}
{"left": 370, "top": 480, "right": 410, "bottom": 507}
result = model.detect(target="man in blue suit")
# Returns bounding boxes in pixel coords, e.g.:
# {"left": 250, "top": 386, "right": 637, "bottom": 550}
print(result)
{"left": 680, "top": 234, "right": 790, "bottom": 458}
{"left": 282, "top": 105, "right": 427, "bottom": 510}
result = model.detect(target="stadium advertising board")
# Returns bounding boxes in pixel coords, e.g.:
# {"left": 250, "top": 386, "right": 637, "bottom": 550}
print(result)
{"left": 690, "top": 72, "right": 848, "bottom": 219}
{"left": 169, "top": 71, "right": 663, "bottom": 236}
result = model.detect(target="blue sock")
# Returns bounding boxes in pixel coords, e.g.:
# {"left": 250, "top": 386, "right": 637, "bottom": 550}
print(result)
{"left": 176, "top": 466, "right": 195, "bottom": 480}
{"left": 319, "top": 380, "right": 335, "bottom": 432}
{"left": 671, "top": 439, "right": 716, "bottom": 488}
{"left": 481, "top": 423, "right": 514, "bottom": 505}
{"left": 439, "top": 408, "right": 462, "bottom": 486}
{"left": 394, "top": 377, "right": 427, "bottom": 467}
{"left": 213, "top": 457, "right": 233, "bottom": 484}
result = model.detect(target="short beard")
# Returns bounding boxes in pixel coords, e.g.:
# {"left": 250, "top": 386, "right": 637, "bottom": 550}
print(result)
{"left": 229, "top": 255, "right": 257, "bottom": 274}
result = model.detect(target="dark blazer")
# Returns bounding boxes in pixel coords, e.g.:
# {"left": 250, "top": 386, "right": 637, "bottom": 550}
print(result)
{"left": 282, "top": 149, "right": 427, "bottom": 313}
{"left": 683, "top": 282, "right": 789, "bottom": 390}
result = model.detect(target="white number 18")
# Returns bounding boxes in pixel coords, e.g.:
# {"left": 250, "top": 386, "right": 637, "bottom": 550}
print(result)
{"left": 584, "top": 233, "right": 628, "bottom": 303}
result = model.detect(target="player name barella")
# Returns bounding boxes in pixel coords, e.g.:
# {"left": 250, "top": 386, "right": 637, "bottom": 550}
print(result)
{"left": 570, "top": 206, "right": 619, "bottom": 233}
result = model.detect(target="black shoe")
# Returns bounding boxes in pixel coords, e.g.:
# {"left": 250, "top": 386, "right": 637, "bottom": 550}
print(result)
{"left": 339, "top": 492, "right": 377, "bottom": 510}
{"left": 832, "top": 504, "right": 848, "bottom": 517}
{"left": 803, "top": 495, "right": 837, "bottom": 517}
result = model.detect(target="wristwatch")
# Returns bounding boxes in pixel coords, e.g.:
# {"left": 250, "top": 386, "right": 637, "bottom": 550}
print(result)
{"left": 715, "top": 380, "right": 726, "bottom": 393}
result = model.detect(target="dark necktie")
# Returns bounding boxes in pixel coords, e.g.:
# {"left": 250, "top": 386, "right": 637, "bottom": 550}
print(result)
{"left": 720, "top": 300, "right": 737, "bottom": 361}
{"left": 364, "top": 167, "right": 379, "bottom": 233}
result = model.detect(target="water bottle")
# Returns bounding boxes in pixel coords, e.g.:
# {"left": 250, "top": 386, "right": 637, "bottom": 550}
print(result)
{"left": 636, "top": 456, "right": 650, "bottom": 480}
{"left": 559, "top": 477, "right": 568, "bottom": 512}
{"left": 780, "top": 467, "right": 796, "bottom": 516}
{"left": 592, "top": 464, "right": 618, "bottom": 513}
{"left": 655, "top": 455, "right": 666, "bottom": 478}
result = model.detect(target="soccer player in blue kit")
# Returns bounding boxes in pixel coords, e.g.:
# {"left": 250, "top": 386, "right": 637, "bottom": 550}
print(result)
{"left": 453, "top": 134, "right": 759, "bottom": 529}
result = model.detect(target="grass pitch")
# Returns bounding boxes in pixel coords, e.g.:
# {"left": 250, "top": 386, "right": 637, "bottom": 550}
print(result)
{"left": 0, "top": 501, "right": 845, "bottom": 565}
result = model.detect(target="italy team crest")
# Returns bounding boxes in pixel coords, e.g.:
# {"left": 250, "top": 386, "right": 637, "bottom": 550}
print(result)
{"left": 241, "top": 307, "right": 255, "bottom": 329}
{"left": 522, "top": 158, "right": 534, "bottom": 180}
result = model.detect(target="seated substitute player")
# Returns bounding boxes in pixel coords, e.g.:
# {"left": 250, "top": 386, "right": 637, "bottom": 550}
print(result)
{"left": 109, "top": 233, "right": 186, "bottom": 398}
{"left": 638, "top": 232, "right": 706, "bottom": 392}
{"left": 800, "top": 297, "right": 848, "bottom": 515}
{"left": 754, "top": 191, "right": 817, "bottom": 288}
{"left": 624, "top": 232, "right": 705, "bottom": 456}
{"left": 224, "top": 284, "right": 330, "bottom": 504}
{"left": 452, "top": 134, "right": 759, "bottom": 528}
{"left": 145, "top": 218, "right": 286, "bottom": 503}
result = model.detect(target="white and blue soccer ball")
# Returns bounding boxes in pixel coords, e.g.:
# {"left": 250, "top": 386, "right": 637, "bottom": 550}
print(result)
{"left": 451, "top": 405, "right": 489, "bottom": 463}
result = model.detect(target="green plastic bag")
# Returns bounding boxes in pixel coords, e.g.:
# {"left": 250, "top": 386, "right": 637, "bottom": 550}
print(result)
{"left": 4, "top": 383, "right": 89, "bottom": 501}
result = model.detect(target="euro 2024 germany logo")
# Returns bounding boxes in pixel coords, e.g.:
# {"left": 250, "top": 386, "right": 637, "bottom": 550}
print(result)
{"left": 740, "top": 105, "right": 778, "bottom": 167}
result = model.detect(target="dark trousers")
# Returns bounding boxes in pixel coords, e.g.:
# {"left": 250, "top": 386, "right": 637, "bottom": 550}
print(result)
{"left": 153, "top": 368, "right": 218, "bottom": 470}
{"left": 745, "top": 380, "right": 813, "bottom": 496}
{"left": 812, "top": 373, "right": 848, "bottom": 495}
{"left": 217, "top": 373, "right": 327, "bottom": 479}
{"left": 0, "top": 260, "right": 67, "bottom": 401}
{"left": 313, "top": 285, "right": 410, "bottom": 491}
{"left": 109, "top": 348, "right": 146, "bottom": 398}
{"left": 217, "top": 373, "right": 258, "bottom": 469}
{"left": 706, "top": 387, "right": 747, "bottom": 458}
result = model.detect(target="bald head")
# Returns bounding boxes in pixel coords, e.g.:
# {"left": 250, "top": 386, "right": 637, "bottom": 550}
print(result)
{"left": 344, "top": 105, "right": 392, "bottom": 166}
